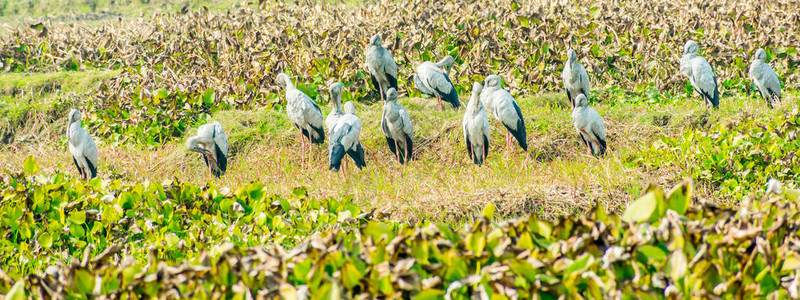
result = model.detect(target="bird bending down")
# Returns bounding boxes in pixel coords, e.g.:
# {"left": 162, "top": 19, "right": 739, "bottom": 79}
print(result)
{"left": 67, "top": 109, "right": 99, "bottom": 180}
{"left": 749, "top": 48, "right": 782, "bottom": 108}
{"left": 572, "top": 94, "right": 607, "bottom": 156}
{"left": 413, "top": 55, "right": 460, "bottom": 110}
{"left": 276, "top": 73, "right": 325, "bottom": 164}
{"left": 329, "top": 101, "right": 366, "bottom": 173}
{"left": 463, "top": 82, "right": 491, "bottom": 165}
{"left": 186, "top": 121, "right": 229, "bottom": 178}
{"left": 365, "top": 34, "right": 398, "bottom": 100}
{"left": 562, "top": 49, "right": 590, "bottom": 109}
{"left": 326, "top": 82, "right": 345, "bottom": 130}
{"left": 481, "top": 75, "right": 527, "bottom": 155}
{"left": 680, "top": 40, "right": 719, "bottom": 109}
{"left": 381, "top": 88, "right": 414, "bottom": 164}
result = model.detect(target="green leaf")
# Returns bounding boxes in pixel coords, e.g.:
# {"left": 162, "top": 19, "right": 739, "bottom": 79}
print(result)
{"left": 7, "top": 279, "right": 26, "bottom": 300}
{"left": 165, "top": 233, "right": 180, "bottom": 249}
{"left": 202, "top": 88, "right": 216, "bottom": 106}
{"left": 467, "top": 232, "right": 486, "bottom": 254}
{"left": 482, "top": 203, "right": 496, "bottom": 219}
{"left": 622, "top": 190, "right": 658, "bottom": 223}
{"left": 38, "top": 232, "right": 53, "bottom": 248}
{"left": 74, "top": 269, "right": 95, "bottom": 294}
{"left": 415, "top": 289, "right": 445, "bottom": 300}
{"left": 69, "top": 211, "right": 86, "bottom": 225}
{"left": 23, "top": 156, "right": 39, "bottom": 175}
{"left": 637, "top": 245, "right": 667, "bottom": 261}
{"left": 565, "top": 254, "right": 594, "bottom": 275}
{"left": 782, "top": 252, "right": 800, "bottom": 272}
{"left": 666, "top": 181, "right": 691, "bottom": 215}
{"left": 341, "top": 262, "right": 363, "bottom": 289}
{"left": 70, "top": 224, "right": 85, "bottom": 238}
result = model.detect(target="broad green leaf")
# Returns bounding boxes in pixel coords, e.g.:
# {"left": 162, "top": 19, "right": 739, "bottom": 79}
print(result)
{"left": 415, "top": 289, "right": 445, "bottom": 300}
{"left": 23, "top": 156, "right": 39, "bottom": 175}
{"left": 69, "top": 211, "right": 86, "bottom": 225}
{"left": 637, "top": 245, "right": 667, "bottom": 261}
{"left": 341, "top": 262, "right": 363, "bottom": 289}
{"left": 73, "top": 270, "right": 95, "bottom": 294}
{"left": 38, "top": 232, "right": 53, "bottom": 248}
{"left": 666, "top": 181, "right": 691, "bottom": 215}
{"left": 7, "top": 279, "right": 26, "bottom": 300}
{"left": 782, "top": 252, "right": 800, "bottom": 272}
{"left": 482, "top": 203, "right": 496, "bottom": 219}
{"left": 622, "top": 191, "right": 657, "bottom": 223}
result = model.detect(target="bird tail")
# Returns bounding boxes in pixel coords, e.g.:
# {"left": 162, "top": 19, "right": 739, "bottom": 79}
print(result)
{"left": 346, "top": 143, "right": 367, "bottom": 169}
{"left": 507, "top": 102, "right": 528, "bottom": 151}
{"left": 593, "top": 132, "right": 607, "bottom": 157}
{"left": 403, "top": 134, "right": 414, "bottom": 163}
{"left": 85, "top": 156, "right": 97, "bottom": 179}
{"left": 441, "top": 77, "right": 460, "bottom": 108}
{"left": 329, "top": 144, "right": 346, "bottom": 171}
{"left": 304, "top": 124, "right": 325, "bottom": 144}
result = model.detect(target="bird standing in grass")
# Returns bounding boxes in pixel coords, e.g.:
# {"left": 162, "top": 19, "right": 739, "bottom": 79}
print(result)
{"left": 329, "top": 101, "right": 366, "bottom": 173}
{"left": 481, "top": 75, "right": 527, "bottom": 155}
{"left": 413, "top": 55, "right": 460, "bottom": 110}
{"left": 463, "top": 82, "right": 490, "bottom": 165}
{"left": 365, "top": 34, "right": 398, "bottom": 100}
{"left": 749, "top": 48, "right": 781, "bottom": 108}
{"left": 67, "top": 109, "right": 98, "bottom": 180}
{"left": 680, "top": 40, "right": 719, "bottom": 109}
{"left": 562, "top": 49, "right": 590, "bottom": 109}
{"left": 572, "top": 94, "right": 606, "bottom": 156}
{"left": 381, "top": 88, "right": 414, "bottom": 164}
{"left": 186, "top": 121, "right": 228, "bottom": 178}
{"left": 276, "top": 73, "right": 325, "bottom": 164}
{"left": 326, "top": 82, "right": 345, "bottom": 130}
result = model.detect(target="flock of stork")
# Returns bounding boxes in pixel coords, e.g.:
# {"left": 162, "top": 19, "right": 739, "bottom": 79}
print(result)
{"left": 65, "top": 35, "right": 784, "bottom": 179}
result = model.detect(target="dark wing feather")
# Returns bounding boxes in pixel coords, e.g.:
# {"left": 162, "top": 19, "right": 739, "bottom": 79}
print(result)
{"left": 329, "top": 144, "right": 346, "bottom": 171}
{"left": 508, "top": 101, "right": 527, "bottom": 151}
{"left": 215, "top": 143, "right": 227, "bottom": 173}
{"left": 592, "top": 131, "right": 607, "bottom": 156}
{"left": 346, "top": 143, "right": 367, "bottom": 169}
{"left": 370, "top": 74, "right": 381, "bottom": 93}
{"left": 385, "top": 137, "right": 399, "bottom": 162}
{"left": 72, "top": 157, "right": 85, "bottom": 178}
{"left": 434, "top": 75, "right": 460, "bottom": 108}
{"left": 84, "top": 156, "right": 97, "bottom": 179}
{"left": 387, "top": 72, "right": 398, "bottom": 91}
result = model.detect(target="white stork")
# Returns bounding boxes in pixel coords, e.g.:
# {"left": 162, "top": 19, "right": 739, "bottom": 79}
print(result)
{"left": 67, "top": 109, "right": 99, "bottom": 180}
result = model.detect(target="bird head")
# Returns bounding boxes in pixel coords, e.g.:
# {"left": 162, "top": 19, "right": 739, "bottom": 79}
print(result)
{"left": 470, "top": 82, "right": 483, "bottom": 110}
{"left": 754, "top": 48, "right": 767, "bottom": 61}
{"left": 276, "top": 73, "right": 291, "bottom": 89}
{"left": 683, "top": 40, "right": 698, "bottom": 55}
{"left": 483, "top": 75, "right": 502, "bottom": 89}
{"left": 329, "top": 82, "right": 343, "bottom": 104}
{"left": 343, "top": 101, "right": 356, "bottom": 115}
{"left": 566, "top": 49, "right": 577, "bottom": 63}
{"left": 385, "top": 87, "right": 398, "bottom": 102}
{"left": 185, "top": 136, "right": 205, "bottom": 154}
{"left": 370, "top": 34, "right": 382, "bottom": 47}
{"left": 68, "top": 109, "right": 81, "bottom": 124}
{"left": 575, "top": 94, "right": 589, "bottom": 108}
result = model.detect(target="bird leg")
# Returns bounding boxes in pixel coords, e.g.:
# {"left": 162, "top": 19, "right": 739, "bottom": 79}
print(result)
{"left": 299, "top": 133, "right": 306, "bottom": 167}
{"left": 394, "top": 140, "right": 401, "bottom": 163}
{"left": 437, "top": 95, "right": 444, "bottom": 111}
{"left": 470, "top": 144, "right": 475, "bottom": 163}
{"left": 378, "top": 82, "right": 384, "bottom": 101}
{"left": 505, "top": 131, "right": 512, "bottom": 157}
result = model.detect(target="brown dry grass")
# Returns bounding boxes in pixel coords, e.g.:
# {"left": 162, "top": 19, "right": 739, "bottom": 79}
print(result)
{"left": 5, "top": 90, "right": 779, "bottom": 223}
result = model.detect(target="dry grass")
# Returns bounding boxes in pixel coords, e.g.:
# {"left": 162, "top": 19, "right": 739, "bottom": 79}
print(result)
{"left": 4, "top": 89, "right": 779, "bottom": 223}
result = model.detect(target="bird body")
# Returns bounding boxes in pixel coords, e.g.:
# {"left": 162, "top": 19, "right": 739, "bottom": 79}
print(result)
{"left": 67, "top": 109, "right": 98, "bottom": 180}
{"left": 329, "top": 102, "right": 366, "bottom": 171}
{"left": 562, "top": 49, "right": 590, "bottom": 109}
{"left": 463, "top": 83, "right": 491, "bottom": 165}
{"left": 482, "top": 75, "right": 527, "bottom": 152}
{"left": 277, "top": 73, "right": 325, "bottom": 144}
{"left": 365, "top": 34, "right": 398, "bottom": 100}
{"left": 381, "top": 88, "right": 414, "bottom": 163}
{"left": 680, "top": 41, "right": 719, "bottom": 108}
{"left": 413, "top": 56, "right": 460, "bottom": 110}
{"left": 186, "top": 121, "right": 228, "bottom": 178}
{"left": 326, "top": 82, "right": 344, "bottom": 130}
{"left": 572, "top": 94, "right": 606, "bottom": 156}
{"left": 749, "top": 48, "right": 781, "bottom": 108}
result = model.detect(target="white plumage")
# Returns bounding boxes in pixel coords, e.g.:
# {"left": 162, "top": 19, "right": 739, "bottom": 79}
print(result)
{"left": 680, "top": 40, "right": 719, "bottom": 108}
{"left": 463, "top": 82, "right": 491, "bottom": 165}
{"left": 186, "top": 121, "right": 229, "bottom": 178}
{"left": 365, "top": 34, "right": 398, "bottom": 100}
{"left": 329, "top": 101, "right": 366, "bottom": 172}
{"left": 67, "top": 109, "right": 98, "bottom": 180}
{"left": 413, "top": 55, "right": 460, "bottom": 110}
{"left": 381, "top": 88, "right": 414, "bottom": 164}
{"left": 571, "top": 94, "right": 607, "bottom": 156}
{"left": 562, "top": 49, "right": 590, "bottom": 109}
{"left": 326, "top": 82, "right": 344, "bottom": 130}
{"left": 276, "top": 73, "right": 325, "bottom": 164}
{"left": 749, "top": 48, "right": 782, "bottom": 108}
{"left": 481, "top": 75, "right": 527, "bottom": 153}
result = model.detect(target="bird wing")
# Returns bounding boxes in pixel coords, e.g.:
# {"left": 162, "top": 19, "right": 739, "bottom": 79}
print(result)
{"left": 413, "top": 74, "right": 436, "bottom": 97}
{"left": 755, "top": 63, "right": 782, "bottom": 97}
{"left": 679, "top": 54, "right": 693, "bottom": 77}
{"left": 492, "top": 91, "right": 521, "bottom": 130}
{"left": 302, "top": 96, "right": 324, "bottom": 131}
{"left": 212, "top": 121, "right": 229, "bottom": 158}
{"left": 691, "top": 57, "right": 718, "bottom": 97}
{"left": 577, "top": 63, "right": 590, "bottom": 95}
{"left": 381, "top": 104, "right": 391, "bottom": 137}
{"left": 83, "top": 130, "right": 99, "bottom": 168}
{"left": 381, "top": 48, "right": 398, "bottom": 81}
{"left": 398, "top": 106, "right": 414, "bottom": 137}
{"left": 588, "top": 108, "right": 607, "bottom": 143}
